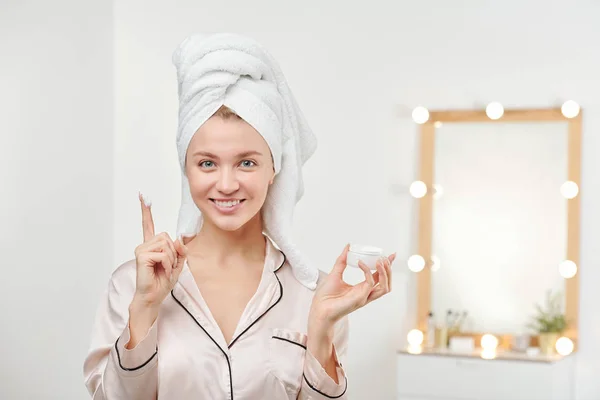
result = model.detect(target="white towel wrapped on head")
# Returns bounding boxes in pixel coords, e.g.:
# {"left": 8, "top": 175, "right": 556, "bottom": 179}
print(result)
{"left": 172, "top": 32, "right": 320, "bottom": 290}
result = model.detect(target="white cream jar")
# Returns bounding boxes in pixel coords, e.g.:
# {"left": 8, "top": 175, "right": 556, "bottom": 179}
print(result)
{"left": 346, "top": 244, "right": 383, "bottom": 270}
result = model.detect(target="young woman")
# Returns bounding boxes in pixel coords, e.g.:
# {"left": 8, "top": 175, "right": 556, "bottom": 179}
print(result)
{"left": 83, "top": 33, "right": 394, "bottom": 400}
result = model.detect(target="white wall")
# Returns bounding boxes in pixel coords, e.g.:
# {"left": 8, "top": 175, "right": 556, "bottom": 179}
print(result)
{"left": 0, "top": 0, "right": 113, "bottom": 399}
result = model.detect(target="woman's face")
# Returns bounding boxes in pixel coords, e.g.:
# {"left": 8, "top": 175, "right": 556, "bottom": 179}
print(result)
{"left": 185, "top": 115, "right": 275, "bottom": 232}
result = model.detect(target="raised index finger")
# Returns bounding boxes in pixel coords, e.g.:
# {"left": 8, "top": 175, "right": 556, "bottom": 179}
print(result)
{"left": 139, "top": 192, "right": 155, "bottom": 242}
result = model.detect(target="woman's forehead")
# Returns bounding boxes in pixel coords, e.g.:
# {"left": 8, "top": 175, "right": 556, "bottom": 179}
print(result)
{"left": 189, "top": 118, "right": 271, "bottom": 156}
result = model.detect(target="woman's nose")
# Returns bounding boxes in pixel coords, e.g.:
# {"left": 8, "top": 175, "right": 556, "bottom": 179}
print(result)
{"left": 215, "top": 169, "right": 239, "bottom": 194}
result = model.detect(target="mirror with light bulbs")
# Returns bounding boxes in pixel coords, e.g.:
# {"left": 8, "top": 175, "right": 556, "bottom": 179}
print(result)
{"left": 406, "top": 104, "right": 582, "bottom": 360}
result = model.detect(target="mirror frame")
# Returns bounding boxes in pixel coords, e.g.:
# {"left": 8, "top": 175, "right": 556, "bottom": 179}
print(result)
{"left": 414, "top": 107, "right": 582, "bottom": 349}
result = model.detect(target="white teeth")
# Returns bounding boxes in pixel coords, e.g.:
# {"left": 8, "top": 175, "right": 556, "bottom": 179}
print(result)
{"left": 214, "top": 200, "right": 241, "bottom": 208}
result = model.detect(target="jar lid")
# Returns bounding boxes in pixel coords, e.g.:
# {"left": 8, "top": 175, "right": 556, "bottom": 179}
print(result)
{"left": 349, "top": 244, "right": 382, "bottom": 255}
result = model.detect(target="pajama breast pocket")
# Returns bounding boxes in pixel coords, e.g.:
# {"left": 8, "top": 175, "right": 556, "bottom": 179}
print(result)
{"left": 267, "top": 328, "right": 307, "bottom": 397}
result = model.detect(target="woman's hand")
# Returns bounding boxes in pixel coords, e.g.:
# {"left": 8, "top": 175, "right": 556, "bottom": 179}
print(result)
{"left": 133, "top": 193, "right": 187, "bottom": 308}
{"left": 309, "top": 244, "right": 395, "bottom": 327}
{"left": 127, "top": 193, "right": 188, "bottom": 348}
{"left": 307, "top": 244, "right": 395, "bottom": 370}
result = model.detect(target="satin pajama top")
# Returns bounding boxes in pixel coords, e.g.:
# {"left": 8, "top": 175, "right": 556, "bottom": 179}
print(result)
{"left": 83, "top": 238, "right": 349, "bottom": 399}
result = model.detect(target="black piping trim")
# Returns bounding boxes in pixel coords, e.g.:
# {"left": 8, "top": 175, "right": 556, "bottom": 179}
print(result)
{"left": 169, "top": 251, "right": 285, "bottom": 400}
{"left": 273, "top": 252, "right": 286, "bottom": 272}
{"left": 114, "top": 337, "right": 158, "bottom": 372}
{"left": 171, "top": 290, "right": 233, "bottom": 399}
{"left": 303, "top": 374, "right": 348, "bottom": 399}
{"left": 272, "top": 335, "right": 307, "bottom": 350}
{"left": 228, "top": 270, "right": 283, "bottom": 348}
{"left": 228, "top": 252, "right": 286, "bottom": 349}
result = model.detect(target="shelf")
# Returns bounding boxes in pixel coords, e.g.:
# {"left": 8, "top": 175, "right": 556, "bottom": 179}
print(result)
{"left": 397, "top": 346, "right": 569, "bottom": 363}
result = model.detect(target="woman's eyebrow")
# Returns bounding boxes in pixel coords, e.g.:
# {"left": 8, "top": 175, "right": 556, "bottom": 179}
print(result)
{"left": 191, "top": 150, "right": 263, "bottom": 158}
{"left": 237, "top": 151, "right": 263, "bottom": 158}
{"left": 191, "top": 151, "right": 218, "bottom": 158}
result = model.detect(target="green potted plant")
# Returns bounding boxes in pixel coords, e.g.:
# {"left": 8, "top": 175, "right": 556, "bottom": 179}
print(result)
{"left": 527, "top": 290, "right": 567, "bottom": 355}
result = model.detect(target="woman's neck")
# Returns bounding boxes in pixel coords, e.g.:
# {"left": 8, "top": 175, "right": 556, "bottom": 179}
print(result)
{"left": 186, "top": 214, "right": 267, "bottom": 266}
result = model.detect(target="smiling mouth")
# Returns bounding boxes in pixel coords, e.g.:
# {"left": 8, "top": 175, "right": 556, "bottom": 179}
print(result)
{"left": 210, "top": 199, "right": 246, "bottom": 208}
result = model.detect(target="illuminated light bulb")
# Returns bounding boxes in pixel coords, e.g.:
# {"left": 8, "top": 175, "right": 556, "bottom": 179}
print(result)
{"left": 407, "top": 255, "right": 426, "bottom": 272}
{"left": 433, "top": 184, "right": 443, "bottom": 199}
{"left": 412, "top": 106, "right": 430, "bottom": 124}
{"left": 407, "top": 329, "right": 424, "bottom": 346}
{"left": 559, "top": 260, "right": 578, "bottom": 279}
{"left": 555, "top": 337, "right": 574, "bottom": 356}
{"left": 481, "top": 349, "right": 497, "bottom": 360}
{"left": 407, "top": 345, "right": 423, "bottom": 354}
{"left": 561, "top": 181, "right": 579, "bottom": 199}
{"left": 481, "top": 334, "right": 499, "bottom": 350}
{"left": 486, "top": 102, "right": 504, "bottom": 120}
{"left": 561, "top": 100, "right": 580, "bottom": 118}
{"left": 434, "top": 121, "right": 443, "bottom": 128}
{"left": 410, "top": 181, "right": 428, "bottom": 198}
{"left": 431, "top": 255, "right": 441, "bottom": 272}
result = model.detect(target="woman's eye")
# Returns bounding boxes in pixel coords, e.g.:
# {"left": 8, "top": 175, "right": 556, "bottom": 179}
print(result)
{"left": 240, "top": 160, "right": 256, "bottom": 168}
{"left": 199, "top": 160, "right": 214, "bottom": 168}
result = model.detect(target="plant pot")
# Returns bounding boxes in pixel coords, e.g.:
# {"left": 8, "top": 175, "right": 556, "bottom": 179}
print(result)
{"left": 538, "top": 332, "right": 560, "bottom": 355}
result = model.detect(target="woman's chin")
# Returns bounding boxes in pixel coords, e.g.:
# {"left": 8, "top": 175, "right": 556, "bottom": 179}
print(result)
{"left": 216, "top": 220, "right": 246, "bottom": 232}
{"left": 207, "top": 213, "right": 254, "bottom": 232}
